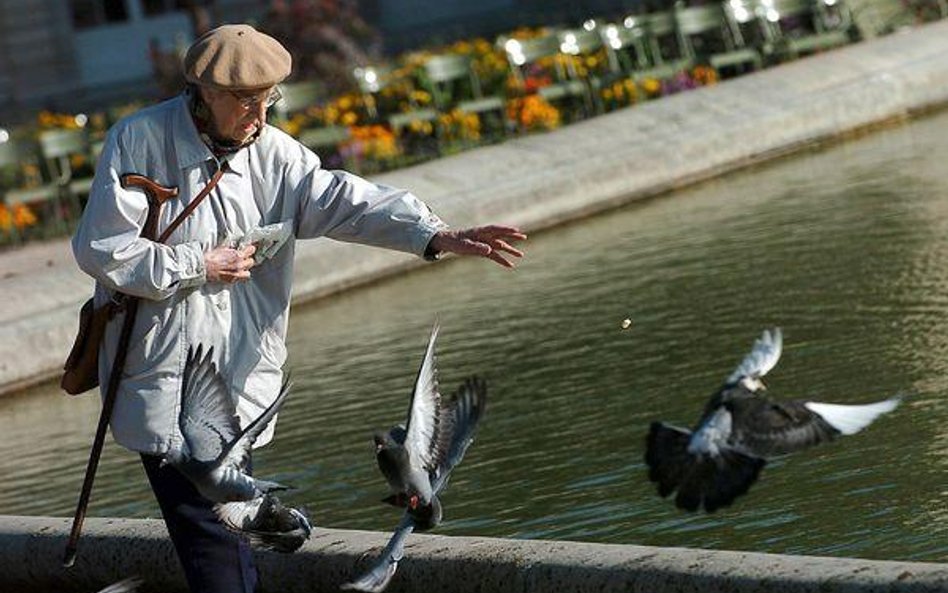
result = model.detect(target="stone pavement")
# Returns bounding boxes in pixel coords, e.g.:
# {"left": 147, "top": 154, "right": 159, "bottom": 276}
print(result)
{"left": 4, "top": 20, "right": 948, "bottom": 394}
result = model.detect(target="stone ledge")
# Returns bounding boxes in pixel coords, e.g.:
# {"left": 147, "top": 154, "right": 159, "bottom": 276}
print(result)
{"left": 1, "top": 515, "right": 945, "bottom": 593}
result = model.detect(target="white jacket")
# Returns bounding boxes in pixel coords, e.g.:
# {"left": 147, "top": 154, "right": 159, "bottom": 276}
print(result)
{"left": 72, "top": 95, "right": 445, "bottom": 454}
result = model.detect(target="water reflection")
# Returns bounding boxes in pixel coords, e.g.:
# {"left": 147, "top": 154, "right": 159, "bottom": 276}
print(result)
{"left": 3, "top": 110, "right": 948, "bottom": 562}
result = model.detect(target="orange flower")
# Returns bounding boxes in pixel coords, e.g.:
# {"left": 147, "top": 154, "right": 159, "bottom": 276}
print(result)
{"left": 0, "top": 204, "right": 37, "bottom": 230}
{"left": 12, "top": 204, "right": 37, "bottom": 228}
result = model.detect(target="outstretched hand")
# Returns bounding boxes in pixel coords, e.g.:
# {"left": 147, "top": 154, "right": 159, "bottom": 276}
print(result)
{"left": 427, "top": 224, "right": 527, "bottom": 268}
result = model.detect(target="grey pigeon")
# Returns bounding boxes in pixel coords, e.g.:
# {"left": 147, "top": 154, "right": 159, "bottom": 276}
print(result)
{"left": 164, "top": 345, "right": 310, "bottom": 550}
{"left": 646, "top": 328, "right": 900, "bottom": 513}
{"left": 341, "top": 325, "right": 487, "bottom": 592}
{"left": 95, "top": 577, "right": 144, "bottom": 593}
{"left": 216, "top": 493, "right": 312, "bottom": 553}
{"left": 163, "top": 344, "right": 290, "bottom": 502}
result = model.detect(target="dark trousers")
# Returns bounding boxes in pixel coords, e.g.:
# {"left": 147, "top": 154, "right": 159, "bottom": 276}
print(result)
{"left": 141, "top": 455, "right": 258, "bottom": 593}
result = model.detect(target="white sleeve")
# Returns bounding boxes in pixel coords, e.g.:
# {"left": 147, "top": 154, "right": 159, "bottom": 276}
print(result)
{"left": 71, "top": 126, "right": 206, "bottom": 301}
{"left": 290, "top": 149, "right": 446, "bottom": 255}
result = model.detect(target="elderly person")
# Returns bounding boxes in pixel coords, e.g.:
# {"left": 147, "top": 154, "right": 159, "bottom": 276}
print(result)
{"left": 72, "top": 24, "right": 525, "bottom": 593}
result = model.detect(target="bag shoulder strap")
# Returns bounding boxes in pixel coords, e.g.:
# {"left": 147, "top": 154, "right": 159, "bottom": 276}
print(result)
{"left": 157, "top": 163, "right": 226, "bottom": 245}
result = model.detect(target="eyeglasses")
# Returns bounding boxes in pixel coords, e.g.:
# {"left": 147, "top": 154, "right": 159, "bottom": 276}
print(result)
{"left": 231, "top": 87, "right": 282, "bottom": 110}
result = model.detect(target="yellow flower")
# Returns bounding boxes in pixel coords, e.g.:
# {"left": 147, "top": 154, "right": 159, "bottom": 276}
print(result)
{"left": 641, "top": 78, "right": 662, "bottom": 96}
{"left": 341, "top": 111, "right": 359, "bottom": 126}
{"left": 410, "top": 90, "right": 432, "bottom": 105}
{"left": 278, "top": 120, "right": 301, "bottom": 137}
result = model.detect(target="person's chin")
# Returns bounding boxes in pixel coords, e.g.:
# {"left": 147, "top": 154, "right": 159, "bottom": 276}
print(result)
{"left": 237, "top": 122, "right": 258, "bottom": 142}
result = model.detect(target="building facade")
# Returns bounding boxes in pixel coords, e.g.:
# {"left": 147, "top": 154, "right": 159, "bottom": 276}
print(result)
{"left": 0, "top": 0, "right": 260, "bottom": 122}
{"left": 0, "top": 0, "right": 645, "bottom": 122}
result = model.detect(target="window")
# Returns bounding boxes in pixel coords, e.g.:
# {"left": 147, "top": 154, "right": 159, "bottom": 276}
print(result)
{"left": 70, "top": 0, "right": 129, "bottom": 29}
{"left": 143, "top": 0, "right": 189, "bottom": 16}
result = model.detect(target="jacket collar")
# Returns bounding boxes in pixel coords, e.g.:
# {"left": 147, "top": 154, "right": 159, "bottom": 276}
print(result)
{"left": 172, "top": 94, "right": 216, "bottom": 171}
{"left": 172, "top": 93, "right": 254, "bottom": 178}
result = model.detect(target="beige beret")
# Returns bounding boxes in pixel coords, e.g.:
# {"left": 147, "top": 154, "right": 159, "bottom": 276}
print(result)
{"left": 183, "top": 24, "right": 292, "bottom": 90}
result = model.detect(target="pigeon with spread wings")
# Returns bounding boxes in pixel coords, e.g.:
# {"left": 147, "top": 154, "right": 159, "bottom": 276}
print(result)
{"left": 163, "top": 345, "right": 311, "bottom": 551}
{"left": 646, "top": 328, "right": 900, "bottom": 513}
{"left": 342, "top": 325, "right": 487, "bottom": 592}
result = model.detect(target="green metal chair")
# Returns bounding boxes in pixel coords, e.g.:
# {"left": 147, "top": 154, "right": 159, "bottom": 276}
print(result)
{"left": 419, "top": 53, "right": 507, "bottom": 136}
{"left": 353, "top": 65, "right": 394, "bottom": 121}
{"left": 353, "top": 65, "right": 439, "bottom": 139}
{"left": 758, "top": 0, "right": 854, "bottom": 59}
{"left": 722, "top": 0, "right": 771, "bottom": 56}
{"left": 270, "top": 81, "right": 352, "bottom": 156}
{"left": 675, "top": 4, "right": 762, "bottom": 76}
{"left": 0, "top": 138, "right": 64, "bottom": 243}
{"left": 619, "top": 10, "right": 693, "bottom": 86}
{"left": 641, "top": 11, "right": 692, "bottom": 71}
{"left": 37, "top": 128, "right": 93, "bottom": 218}
{"left": 297, "top": 126, "right": 351, "bottom": 155}
{"left": 386, "top": 109, "right": 440, "bottom": 134}
{"left": 599, "top": 18, "right": 651, "bottom": 75}
{"left": 501, "top": 33, "right": 593, "bottom": 121}
{"left": 270, "top": 81, "right": 323, "bottom": 123}
{"left": 556, "top": 28, "right": 607, "bottom": 114}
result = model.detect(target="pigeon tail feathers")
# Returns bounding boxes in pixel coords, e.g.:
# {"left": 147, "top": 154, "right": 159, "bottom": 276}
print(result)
{"left": 645, "top": 422, "right": 692, "bottom": 498}
{"left": 253, "top": 477, "right": 291, "bottom": 494}
{"left": 341, "top": 514, "right": 415, "bottom": 593}
{"left": 674, "top": 447, "right": 766, "bottom": 513}
{"left": 647, "top": 422, "right": 766, "bottom": 512}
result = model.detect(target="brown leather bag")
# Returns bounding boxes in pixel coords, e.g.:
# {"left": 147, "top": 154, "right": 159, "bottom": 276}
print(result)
{"left": 61, "top": 298, "right": 114, "bottom": 395}
{"left": 60, "top": 166, "right": 225, "bottom": 395}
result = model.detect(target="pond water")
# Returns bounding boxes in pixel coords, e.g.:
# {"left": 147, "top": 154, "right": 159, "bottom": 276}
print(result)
{"left": 3, "top": 108, "right": 948, "bottom": 563}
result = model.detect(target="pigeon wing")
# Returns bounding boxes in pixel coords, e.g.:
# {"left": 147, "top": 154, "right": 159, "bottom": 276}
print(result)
{"left": 403, "top": 324, "right": 443, "bottom": 473}
{"left": 219, "top": 375, "right": 293, "bottom": 468}
{"left": 341, "top": 512, "right": 416, "bottom": 593}
{"left": 804, "top": 396, "right": 900, "bottom": 435}
{"left": 725, "top": 328, "right": 783, "bottom": 386}
{"left": 728, "top": 396, "right": 843, "bottom": 456}
{"left": 180, "top": 345, "right": 241, "bottom": 463}
{"left": 431, "top": 376, "right": 487, "bottom": 494}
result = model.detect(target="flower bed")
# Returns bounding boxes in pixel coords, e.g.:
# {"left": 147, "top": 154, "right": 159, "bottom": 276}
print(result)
{"left": 0, "top": 25, "right": 740, "bottom": 249}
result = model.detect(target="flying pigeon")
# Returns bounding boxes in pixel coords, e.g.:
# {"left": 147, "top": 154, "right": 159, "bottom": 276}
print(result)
{"left": 164, "top": 344, "right": 310, "bottom": 550}
{"left": 341, "top": 325, "right": 487, "bottom": 592}
{"left": 645, "top": 328, "right": 900, "bottom": 513}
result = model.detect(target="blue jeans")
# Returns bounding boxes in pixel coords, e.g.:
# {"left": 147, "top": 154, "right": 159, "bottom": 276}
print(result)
{"left": 141, "top": 455, "right": 258, "bottom": 593}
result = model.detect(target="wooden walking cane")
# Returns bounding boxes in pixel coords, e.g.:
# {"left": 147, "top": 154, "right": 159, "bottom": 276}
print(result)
{"left": 62, "top": 174, "right": 179, "bottom": 567}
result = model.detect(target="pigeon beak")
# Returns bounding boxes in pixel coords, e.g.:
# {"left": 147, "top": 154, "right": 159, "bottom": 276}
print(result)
{"left": 373, "top": 434, "right": 386, "bottom": 453}
{"left": 759, "top": 378, "right": 768, "bottom": 391}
